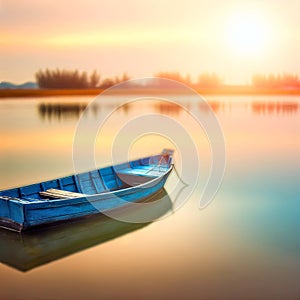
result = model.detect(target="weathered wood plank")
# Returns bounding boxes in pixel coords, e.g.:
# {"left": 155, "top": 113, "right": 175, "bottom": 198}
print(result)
{"left": 39, "top": 189, "right": 85, "bottom": 199}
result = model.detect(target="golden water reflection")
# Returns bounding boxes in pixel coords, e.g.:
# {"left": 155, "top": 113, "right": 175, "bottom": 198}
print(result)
{"left": 0, "top": 96, "right": 299, "bottom": 300}
{"left": 252, "top": 101, "right": 299, "bottom": 114}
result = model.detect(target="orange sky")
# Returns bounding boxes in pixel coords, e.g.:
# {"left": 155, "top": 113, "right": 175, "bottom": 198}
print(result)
{"left": 1, "top": 0, "right": 300, "bottom": 84}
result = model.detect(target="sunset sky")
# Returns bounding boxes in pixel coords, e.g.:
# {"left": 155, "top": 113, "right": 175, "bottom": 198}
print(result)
{"left": 1, "top": 0, "right": 299, "bottom": 84}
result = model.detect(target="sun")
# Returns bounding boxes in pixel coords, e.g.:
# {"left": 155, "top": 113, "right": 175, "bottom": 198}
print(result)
{"left": 225, "top": 10, "right": 270, "bottom": 57}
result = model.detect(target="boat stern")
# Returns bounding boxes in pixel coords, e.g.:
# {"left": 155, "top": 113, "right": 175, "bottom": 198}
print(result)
{"left": 0, "top": 197, "right": 26, "bottom": 232}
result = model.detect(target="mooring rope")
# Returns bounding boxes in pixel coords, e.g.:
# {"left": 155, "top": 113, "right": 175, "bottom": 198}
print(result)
{"left": 172, "top": 164, "right": 189, "bottom": 186}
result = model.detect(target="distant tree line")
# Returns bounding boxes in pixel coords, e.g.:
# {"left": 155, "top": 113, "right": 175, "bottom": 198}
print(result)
{"left": 197, "top": 73, "right": 223, "bottom": 88}
{"left": 99, "top": 73, "right": 131, "bottom": 89}
{"left": 35, "top": 69, "right": 224, "bottom": 89}
{"left": 252, "top": 73, "right": 300, "bottom": 88}
{"left": 35, "top": 69, "right": 300, "bottom": 90}
{"left": 154, "top": 72, "right": 223, "bottom": 88}
{"left": 155, "top": 72, "right": 300, "bottom": 89}
{"left": 35, "top": 69, "right": 130, "bottom": 89}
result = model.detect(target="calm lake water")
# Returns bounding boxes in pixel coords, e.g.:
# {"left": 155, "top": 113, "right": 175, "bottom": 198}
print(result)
{"left": 0, "top": 95, "right": 299, "bottom": 300}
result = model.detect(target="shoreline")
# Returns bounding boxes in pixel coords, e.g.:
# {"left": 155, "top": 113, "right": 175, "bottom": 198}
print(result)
{"left": 1, "top": 87, "right": 300, "bottom": 98}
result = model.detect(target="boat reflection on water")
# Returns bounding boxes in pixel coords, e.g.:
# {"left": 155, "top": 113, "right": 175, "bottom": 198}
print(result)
{"left": 0, "top": 189, "right": 172, "bottom": 272}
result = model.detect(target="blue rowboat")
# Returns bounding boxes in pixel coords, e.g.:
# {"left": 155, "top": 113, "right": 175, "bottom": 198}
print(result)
{"left": 0, "top": 149, "right": 174, "bottom": 232}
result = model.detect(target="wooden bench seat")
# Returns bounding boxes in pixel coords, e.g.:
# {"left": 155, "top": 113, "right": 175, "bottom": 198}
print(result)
{"left": 39, "top": 188, "right": 86, "bottom": 199}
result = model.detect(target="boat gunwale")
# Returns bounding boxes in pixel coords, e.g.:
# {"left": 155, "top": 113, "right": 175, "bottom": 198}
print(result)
{"left": 0, "top": 164, "right": 173, "bottom": 206}
{"left": 0, "top": 152, "right": 173, "bottom": 203}
{"left": 0, "top": 165, "right": 173, "bottom": 208}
